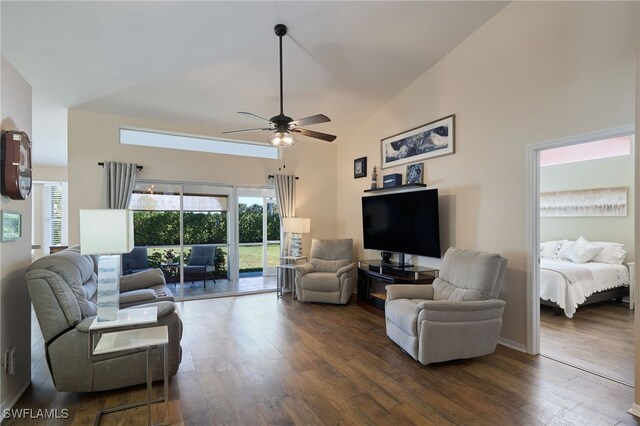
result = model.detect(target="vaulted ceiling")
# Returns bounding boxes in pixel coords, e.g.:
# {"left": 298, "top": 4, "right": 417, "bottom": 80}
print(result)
{"left": 1, "top": 1, "right": 508, "bottom": 166}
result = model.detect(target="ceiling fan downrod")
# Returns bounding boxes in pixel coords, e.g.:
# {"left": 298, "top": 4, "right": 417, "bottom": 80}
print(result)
{"left": 274, "top": 24, "right": 287, "bottom": 118}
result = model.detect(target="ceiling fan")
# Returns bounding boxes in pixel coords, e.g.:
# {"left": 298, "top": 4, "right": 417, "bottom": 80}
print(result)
{"left": 223, "top": 24, "right": 336, "bottom": 147}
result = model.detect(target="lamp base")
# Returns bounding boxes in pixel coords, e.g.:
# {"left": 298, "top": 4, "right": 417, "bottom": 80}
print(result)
{"left": 290, "top": 233, "right": 302, "bottom": 258}
{"left": 97, "top": 255, "right": 121, "bottom": 321}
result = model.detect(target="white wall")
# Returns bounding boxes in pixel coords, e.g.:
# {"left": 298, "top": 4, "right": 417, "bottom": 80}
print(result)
{"left": 336, "top": 2, "right": 638, "bottom": 348}
{"left": 67, "top": 109, "right": 338, "bottom": 258}
{"left": 540, "top": 153, "right": 635, "bottom": 260}
{"left": 0, "top": 56, "right": 33, "bottom": 412}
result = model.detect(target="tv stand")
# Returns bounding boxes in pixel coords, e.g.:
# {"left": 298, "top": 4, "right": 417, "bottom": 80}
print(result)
{"left": 380, "top": 261, "right": 412, "bottom": 268}
{"left": 379, "top": 253, "right": 413, "bottom": 268}
{"left": 357, "top": 260, "right": 439, "bottom": 315}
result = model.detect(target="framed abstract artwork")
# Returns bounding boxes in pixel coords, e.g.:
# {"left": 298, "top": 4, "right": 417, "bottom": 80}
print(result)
{"left": 406, "top": 163, "right": 424, "bottom": 185}
{"left": 354, "top": 157, "right": 367, "bottom": 178}
{"left": 381, "top": 114, "right": 455, "bottom": 169}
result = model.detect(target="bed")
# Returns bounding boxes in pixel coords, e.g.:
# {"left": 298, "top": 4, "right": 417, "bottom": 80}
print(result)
{"left": 539, "top": 238, "right": 631, "bottom": 318}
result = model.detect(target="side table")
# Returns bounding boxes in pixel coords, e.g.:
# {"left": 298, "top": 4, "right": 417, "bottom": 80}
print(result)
{"left": 277, "top": 256, "right": 307, "bottom": 299}
{"left": 89, "top": 307, "right": 169, "bottom": 426}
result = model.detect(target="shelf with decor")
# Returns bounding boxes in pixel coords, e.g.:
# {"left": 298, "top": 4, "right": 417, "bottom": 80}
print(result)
{"left": 364, "top": 183, "right": 426, "bottom": 193}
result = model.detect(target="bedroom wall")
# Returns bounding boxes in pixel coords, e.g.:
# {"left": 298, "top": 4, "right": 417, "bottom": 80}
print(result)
{"left": 66, "top": 109, "right": 338, "bottom": 258}
{"left": 0, "top": 56, "right": 33, "bottom": 412}
{"left": 540, "top": 152, "right": 635, "bottom": 260}
{"left": 335, "top": 1, "right": 638, "bottom": 349}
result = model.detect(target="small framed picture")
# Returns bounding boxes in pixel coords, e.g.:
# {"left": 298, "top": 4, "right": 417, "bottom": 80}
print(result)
{"left": 406, "top": 163, "right": 424, "bottom": 185}
{"left": 354, "top": 157, "right": 367, "bottom": 179}
{"left": 1, "top": 211, "right": 22, "bottom": 242}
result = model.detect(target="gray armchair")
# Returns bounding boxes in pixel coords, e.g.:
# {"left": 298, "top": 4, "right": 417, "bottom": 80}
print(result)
{"left": 26, "top": 246, "right": 182, "bottom": 392}
{"left": 295, "top": 238, "right": 356, "bottom": 304}
{"left": 385, "top": 247, "right": 507, "bottom": 365}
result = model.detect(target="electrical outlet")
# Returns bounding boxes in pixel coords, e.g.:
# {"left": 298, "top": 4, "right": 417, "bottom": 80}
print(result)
{"left": 8, "top": 347, "right": 15, "bottom": 376}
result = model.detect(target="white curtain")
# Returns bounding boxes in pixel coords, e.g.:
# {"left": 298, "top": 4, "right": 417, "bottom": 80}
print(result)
{"left": 104, "top": 162, "right": 138, "bottom": 209}
{"left": 274, "top": 174, "right": 296, "bottom": 290}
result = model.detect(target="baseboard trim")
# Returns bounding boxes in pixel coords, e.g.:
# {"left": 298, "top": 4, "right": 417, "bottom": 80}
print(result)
{"left": 498, "top": 337, "right": 527, "bottom": 353}
{"left": 628, "top": 403, "right": 640, "bottom": 418}
{"left": 0, "top": 380, "right": 30, "bottom": 423}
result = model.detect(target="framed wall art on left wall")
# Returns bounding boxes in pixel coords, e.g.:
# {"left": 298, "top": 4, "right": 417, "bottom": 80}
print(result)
{"left": 1, "top": 211, "right": 22, "bottom": 242}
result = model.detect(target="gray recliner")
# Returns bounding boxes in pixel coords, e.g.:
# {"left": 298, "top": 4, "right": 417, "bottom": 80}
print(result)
{"left": 295, "top": 238, "right": 356, "bottom": 304}
{"left": 26, "top": 246, "right": 182, "bottom": 392}
{"left": 385, "top": 247, "right": 507, "bottom": 365}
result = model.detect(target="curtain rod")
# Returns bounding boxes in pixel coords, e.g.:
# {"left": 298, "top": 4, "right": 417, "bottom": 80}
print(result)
{"left": 98, "top": 162, "right": 143, "bottom": 171}
{"left": 267, "top": 175, "right": 299, "bottom": 179}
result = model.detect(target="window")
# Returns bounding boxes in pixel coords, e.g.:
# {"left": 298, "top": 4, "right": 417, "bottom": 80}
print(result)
{"left": 120, "top": 128, "right": 279, "bottom": 159}
{"left": 46, "top": 184, "right": 63, "bottom": 246}
{"left": 33, "top": 182, "right": 68, "bottom": 254}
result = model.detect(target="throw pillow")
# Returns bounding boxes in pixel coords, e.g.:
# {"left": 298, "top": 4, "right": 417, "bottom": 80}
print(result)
{"left": 556, "top": 240, "right": 575, "bottom": 260}
{"left": 540, "top": 240, "right": 562, "bottom": 258}
{"left": 590, "top": 242, "right": 627, "bottom": 264}
{"left": 564, "top": 236, "right": 603, "bottom": 264}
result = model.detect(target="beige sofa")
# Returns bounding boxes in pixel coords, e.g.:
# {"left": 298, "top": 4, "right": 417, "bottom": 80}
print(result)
{"left": 26, "top": 246, "right": 182, "bottom": 392}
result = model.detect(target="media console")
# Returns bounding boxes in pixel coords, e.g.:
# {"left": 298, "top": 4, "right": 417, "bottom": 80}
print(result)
{"left": 356, "top": 259, "right": 439, "bottom": 315}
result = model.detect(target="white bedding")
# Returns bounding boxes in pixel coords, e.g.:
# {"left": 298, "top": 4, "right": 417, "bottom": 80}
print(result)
{"left": 540, "top": 258, "right": 630, "bottom": 318}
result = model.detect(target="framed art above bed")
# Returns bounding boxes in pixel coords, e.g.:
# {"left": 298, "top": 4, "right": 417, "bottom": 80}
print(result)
{"left": 540, "top": 186, "right": 627, "bottom": 217}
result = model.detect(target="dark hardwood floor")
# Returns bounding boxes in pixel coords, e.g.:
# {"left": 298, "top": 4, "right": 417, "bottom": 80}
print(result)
{"left": 540, "top": 301, "right": 634, "bottom": 385}
{"left": 8, "top": 294, "right": 639, "bottom": 425}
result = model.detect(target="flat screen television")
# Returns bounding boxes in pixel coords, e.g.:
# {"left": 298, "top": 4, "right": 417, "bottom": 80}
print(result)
{"left": 362, "top": 188, "right": 441, "bottom": 258}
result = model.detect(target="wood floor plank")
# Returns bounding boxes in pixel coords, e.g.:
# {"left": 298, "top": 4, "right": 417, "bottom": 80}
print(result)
{"left": 540, "top": 302, "right": 633, "bottom": 385}
{"left": 12, "top": 293, "right": 638, "bottom": 425}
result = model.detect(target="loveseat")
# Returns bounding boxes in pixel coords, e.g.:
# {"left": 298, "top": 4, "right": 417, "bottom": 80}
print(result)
{"left": 26, "top": 246, "right": 182, "bottom": 392}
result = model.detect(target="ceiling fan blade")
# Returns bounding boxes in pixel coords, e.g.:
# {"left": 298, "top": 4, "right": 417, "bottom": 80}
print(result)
{"left": 238, "top": 111, "right": 272, "bottom": 123}
{"left": 222, "top": 127, "right": 272, "bottom": 135}
{"left": 292, "top": 128, "right": 337, "bottom": 142}
{"left": 289, "top": 114, "right": 331, "bottom": 127}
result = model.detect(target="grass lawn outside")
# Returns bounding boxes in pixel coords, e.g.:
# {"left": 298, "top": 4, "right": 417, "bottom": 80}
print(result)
{"left": 239, "top": 244, "right": 281, "bottom": 271}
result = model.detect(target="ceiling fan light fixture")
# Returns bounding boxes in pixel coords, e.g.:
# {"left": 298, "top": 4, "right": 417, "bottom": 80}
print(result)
{"left": 223, "top": 24, "right": 336, "bottom": 144}
{"left": 268, "top": 131, "right": 296, "bottom": 147}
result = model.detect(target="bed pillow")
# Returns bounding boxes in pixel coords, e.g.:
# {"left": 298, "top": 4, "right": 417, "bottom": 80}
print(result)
{"left": 563, "top": 236, "right": 603, "bottom": 264}
{"left": 555, "top": 240, "right": 575, "bottom": 260}
{"left": 540, "top": 240, "right": 562, "bottom": 258}
{"left": 590, "top": 242, "right": 627, "bottom": 264}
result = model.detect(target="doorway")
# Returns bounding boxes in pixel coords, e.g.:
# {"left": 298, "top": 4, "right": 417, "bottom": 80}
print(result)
{"left": 525, "top": 124, "right": 635, "bottom": 385}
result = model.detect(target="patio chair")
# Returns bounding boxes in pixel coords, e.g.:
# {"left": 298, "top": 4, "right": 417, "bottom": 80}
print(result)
{"left": 184, "top": 245, "right": 217, "bottom": 287}
{"left": 121, "top": 247, "right": 151, "bottom": 275}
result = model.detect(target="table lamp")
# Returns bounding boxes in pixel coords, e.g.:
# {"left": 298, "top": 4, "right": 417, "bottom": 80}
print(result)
{"left": 80, "top": 209, "right": 134, "bottom": 321}
{"left": 283, "top": 217, "right": 310, "bottom": 258}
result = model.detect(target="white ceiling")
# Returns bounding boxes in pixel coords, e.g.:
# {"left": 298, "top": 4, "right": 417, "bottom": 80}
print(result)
{"left": 1, "top": 1, "right": 508, "bottom": 166}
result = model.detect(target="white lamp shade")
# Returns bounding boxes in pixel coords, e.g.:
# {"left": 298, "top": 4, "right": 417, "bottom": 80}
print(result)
{"left": 79, "top": 209, "right": 134, "bottom": 255}
{"left": 282, "top": 217, "right": 310, "bottom": 234}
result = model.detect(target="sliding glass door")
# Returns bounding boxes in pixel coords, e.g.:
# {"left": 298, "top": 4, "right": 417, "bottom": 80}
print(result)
{"left": 128, "top": 181, "right": 232, "bottom": 299}
{"left": 127, "top": 181, "right": 279, "bottom": 299}
{"left": 237, "top": 188, "right": 280, "bottom": 280}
